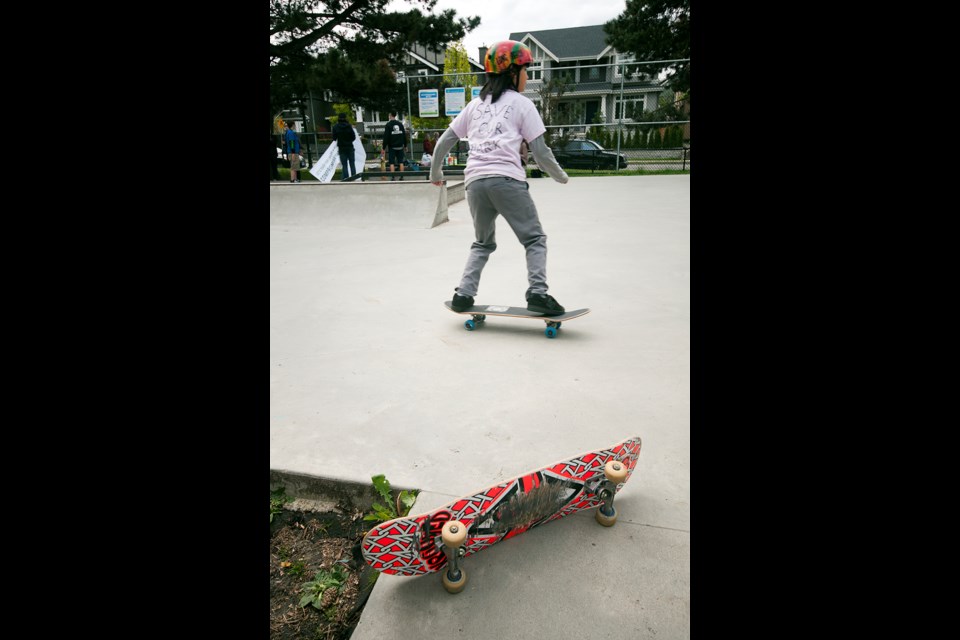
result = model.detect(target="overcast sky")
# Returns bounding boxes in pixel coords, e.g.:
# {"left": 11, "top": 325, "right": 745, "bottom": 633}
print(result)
{"left": 388, "top": 0, "right": 628, "bottom": 62}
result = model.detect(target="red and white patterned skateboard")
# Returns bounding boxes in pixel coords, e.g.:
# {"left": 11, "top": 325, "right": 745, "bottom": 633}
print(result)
{"left": 361, "top": 436, "right": 642, "bottom": 593}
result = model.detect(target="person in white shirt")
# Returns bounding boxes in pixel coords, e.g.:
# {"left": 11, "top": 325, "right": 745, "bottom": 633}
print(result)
{"left": 431, "top": 40, "right": 570, "bottom": 316}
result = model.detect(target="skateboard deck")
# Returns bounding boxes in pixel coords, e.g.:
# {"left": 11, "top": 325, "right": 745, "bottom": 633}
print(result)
{"left": 362, "top": 436, "right": 641, "bottom": 588}
{"left": 443, "top": 301, "right": 590, "bottom": 338}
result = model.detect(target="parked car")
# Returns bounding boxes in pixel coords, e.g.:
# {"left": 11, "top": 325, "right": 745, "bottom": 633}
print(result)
{"left": 551, "top": 139, "right": 628, "bottom": 170}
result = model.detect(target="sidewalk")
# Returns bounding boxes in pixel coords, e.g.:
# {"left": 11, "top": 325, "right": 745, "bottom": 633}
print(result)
{"left": 270, "top": 175, "right": 690, "bottom": 638}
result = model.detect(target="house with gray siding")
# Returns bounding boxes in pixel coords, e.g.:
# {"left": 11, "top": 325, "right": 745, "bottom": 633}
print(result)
{"left": 497, "top": 24, "right": 667, "bottom": 126}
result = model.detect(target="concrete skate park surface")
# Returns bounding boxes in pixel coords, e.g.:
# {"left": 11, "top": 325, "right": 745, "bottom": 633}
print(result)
{"left": 270, "top": 175, "right": 690, "bottom": 638}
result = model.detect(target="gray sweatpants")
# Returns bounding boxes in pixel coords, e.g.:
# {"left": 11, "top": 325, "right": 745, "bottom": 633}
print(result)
{"left": 457, "top": 176, "right": 549, "bottom": 298}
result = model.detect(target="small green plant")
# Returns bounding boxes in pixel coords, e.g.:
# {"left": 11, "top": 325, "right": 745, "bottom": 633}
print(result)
{"left": 364, "top": 474, "right": 419, "bottom": 523}
{"left": 288, "top": 560, "right": 306, "bottom": 577}
{"left": 270, "top": 487, "right": 294, "bottom": 523}
{"left": 299, "top": 567, "right": 348, "bottom": 610}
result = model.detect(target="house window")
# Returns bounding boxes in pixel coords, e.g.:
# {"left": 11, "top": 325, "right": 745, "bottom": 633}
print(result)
{"left": 552, "top": 61, "right": 577, "bottom": 83}
{"left": 582, "top": 63, "right": 602, "bottom": 82}
{"left": 528, "top": 59, "right": 542, "bottom": 81}
{"left": 614, "top": 97, "right": 646, "bottom": 121}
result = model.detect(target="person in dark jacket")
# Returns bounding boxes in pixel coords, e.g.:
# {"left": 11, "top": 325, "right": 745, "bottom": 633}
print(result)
{"left": 382, "top": 112, "right": 407, "bottom": 180}
{"left": 331, "top": 113, "right": 357, "bottom": 181}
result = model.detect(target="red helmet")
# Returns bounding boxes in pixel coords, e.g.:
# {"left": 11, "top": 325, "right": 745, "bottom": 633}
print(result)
{"left": 484, "top": 40, "right": 534, "bottom": 74}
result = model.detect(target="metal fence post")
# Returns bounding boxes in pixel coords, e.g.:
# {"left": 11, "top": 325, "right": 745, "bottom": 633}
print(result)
{"left": 405, "top": 76, "right": 413, "bottom": 205}
{"left": 405, "top": 76, "right": 413, "bottom": 132}
{"left": 616, "top": 62, "right": 625, "bottom": 172}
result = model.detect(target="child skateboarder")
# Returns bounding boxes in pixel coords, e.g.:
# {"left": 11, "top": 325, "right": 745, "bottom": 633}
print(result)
{"left": 430, "top": 40, "right": 570, "bottom": 316}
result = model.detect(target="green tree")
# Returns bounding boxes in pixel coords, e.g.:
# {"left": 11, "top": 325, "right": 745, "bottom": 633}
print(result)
{"left": 439, "top": 40, "right": 478, "bottom": 118}
{"left": 536, "top": 77, "right": 571, "bottom": 137}
{"left": 603, "top": 0, "right": 690, "bottom": 93}
{"left": 269, "top": 1, "right": 479, "bottom": 129}
{"left": 443, "top": 40, "right": 475, "bottom": 91}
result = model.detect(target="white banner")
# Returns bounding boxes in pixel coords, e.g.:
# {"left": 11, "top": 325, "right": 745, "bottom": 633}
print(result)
{"left": 471, "top": 86, "right": 481, "bottom": 101}
{"left": 309, "top": 128, "right": 367, "bottom": 183}
{"left": 309, "top": 141, "right": 339, "bottom": 182}
{"left": 350, "top": 131, "right": 366, "bottom": 175}
{"left": 419, "top": 89, "right": 439, "bottom": 118}
{"left": 445, "top": 87, "right": 466, "bottom": 116}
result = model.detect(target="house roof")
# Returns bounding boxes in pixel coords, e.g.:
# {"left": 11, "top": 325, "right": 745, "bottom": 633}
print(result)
{"left": 403, "top": 44, "right": 484, "bottom": 73}
{"left": 509, "top": 25, "right": 612, "bottom": 61}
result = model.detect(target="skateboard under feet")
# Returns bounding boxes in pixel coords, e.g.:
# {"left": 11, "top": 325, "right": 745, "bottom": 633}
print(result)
{"left": 443, "top": 301, "right": 590, "bottom": 338}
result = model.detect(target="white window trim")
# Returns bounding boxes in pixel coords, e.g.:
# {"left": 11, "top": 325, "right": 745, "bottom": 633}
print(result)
{"left": 528, "top": 58, "right": 543, "bottom": 81}
{"left": 613, "top": 96, "right": 646, "bottom": 121}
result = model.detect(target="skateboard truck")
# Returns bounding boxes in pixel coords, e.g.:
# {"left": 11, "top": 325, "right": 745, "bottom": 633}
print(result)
{"left": 440, "top": 520, "right": 468, "bottom": 593}
{"left": 595, "top": 460, "right": 629, "bottom": 527}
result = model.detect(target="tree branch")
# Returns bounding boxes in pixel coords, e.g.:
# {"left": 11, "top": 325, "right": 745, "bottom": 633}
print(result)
{"left": 294, "top": 0, "right": 371, "bottom": 48}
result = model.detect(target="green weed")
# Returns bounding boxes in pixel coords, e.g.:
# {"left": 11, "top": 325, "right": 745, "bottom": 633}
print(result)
{"left": 299, "top": 567, "right": 348, "bottom": 610}
{"left": 270, "top": 487, "right": 294, "bottom": 523}
{"left": 288, "top": 560, "right": 306, "bottom": 577}
{"left": 363, "top": 474, "right": 419, "bottom": 523}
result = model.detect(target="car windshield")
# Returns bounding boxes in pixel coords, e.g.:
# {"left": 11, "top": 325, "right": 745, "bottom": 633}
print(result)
{"left": 565, "top": 141, "right": 601, "bottom": 151}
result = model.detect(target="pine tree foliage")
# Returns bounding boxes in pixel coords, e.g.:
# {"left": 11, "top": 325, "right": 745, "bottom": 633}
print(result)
{"left": 603, "top": 0, "right": 690, "bottom": 92}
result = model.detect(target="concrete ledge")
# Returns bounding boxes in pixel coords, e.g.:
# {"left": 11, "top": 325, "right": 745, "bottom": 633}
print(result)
{"left": 270, "top": 468, "right": 419, "bottom": 512}
{"left": 446, "top": 180, "right": 464, "bottom": 204}
{"left": 270, "top": 181, "right": 454, "bottom": 228}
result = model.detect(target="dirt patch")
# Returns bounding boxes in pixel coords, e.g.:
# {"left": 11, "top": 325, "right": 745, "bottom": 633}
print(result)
{"left": 270, "top": 503, "right": 377, "bottom": 640}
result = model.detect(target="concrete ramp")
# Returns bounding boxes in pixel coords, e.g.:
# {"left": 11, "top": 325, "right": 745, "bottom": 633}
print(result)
{"left": 270, "top": 181, "right": 451, "bottom": 228}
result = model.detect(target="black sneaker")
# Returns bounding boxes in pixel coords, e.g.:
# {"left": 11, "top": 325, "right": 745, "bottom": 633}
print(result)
{"left": 526, "top": 293, "right": 565, "bottom": 316}
{"left": 451, "top": 292, "right": 475, "bottom": 312}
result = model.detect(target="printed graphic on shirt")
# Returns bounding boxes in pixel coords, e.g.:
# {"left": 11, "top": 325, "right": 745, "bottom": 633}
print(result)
{"left": 388, "top": 124, "right": 405, "bottom": 148}
{"left": 450, "top": 92, "right": 545, "bottom": 182}
{"left": 471, "top": 102, "right": 514, "bottom": 137}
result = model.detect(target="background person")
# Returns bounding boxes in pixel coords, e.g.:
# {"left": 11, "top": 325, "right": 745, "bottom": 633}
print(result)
{"left": 331, "top": 113, "right": 357, "bottom": 181}
{"left": 283, "top": 121, "right": 301, "bottom": 182}
{"left": 382, "top": 112, "right": 407, "bottom": 181}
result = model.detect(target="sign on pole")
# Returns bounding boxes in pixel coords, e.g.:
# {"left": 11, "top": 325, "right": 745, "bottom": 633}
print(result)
{"left": 445, "top": 87, "right": 466, "bottom": 116}
{"left": 418, "top": 89, "right": 439, "bottom": 118}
